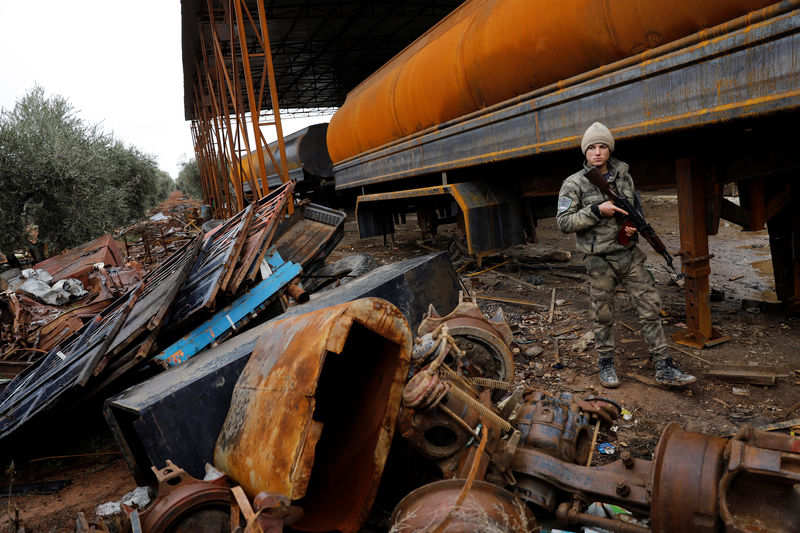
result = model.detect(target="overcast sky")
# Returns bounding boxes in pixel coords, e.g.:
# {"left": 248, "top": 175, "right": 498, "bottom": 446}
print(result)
{"left": 0, "top": 1, "right": 329, "bottom": 179}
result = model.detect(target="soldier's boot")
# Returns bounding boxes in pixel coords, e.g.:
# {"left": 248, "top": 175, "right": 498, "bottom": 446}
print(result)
{"left": 598, "top": 357, "right": 620, "bottom": 388}
{"left": 654, "top": 357, "right": 696, "bottom": 386}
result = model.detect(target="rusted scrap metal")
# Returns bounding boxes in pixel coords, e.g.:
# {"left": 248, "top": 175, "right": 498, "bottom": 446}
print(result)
{"left": 134, "top": 460, "right": 231, "bottom": 532}
{"left": 274, "top": 202, "right": 347, "bottom": 273}
{"left": 230, "top": 488, "right": 304, "bottom": 533}
{"left": 227, "top": 181, "right": 295, "bottom": 295}
{"left": 1, "top": 265, "right": 142, "bottom": 360}
{"left": 162, "top": 182, "right": 294, "bottom": 335}
{"left": 105, "top": 253, "right": 456, "bottom": 485}
{"left": 394, "top": 296, "right": 800, "bottom": 532}
{"left": 153, "top": 250, "right": 302, "bottom": 367}
{"left": 214, "top": 298, "right": 412, "bottom": 533}
{"left": 391, "top": 479, "right": 537, "bottom": 532}
{"left": 168, "top": 205, "right": 254, "bottom": 322}
{"left": 129, "top": 460, "right": 303, "bottom": 533}
{"left": 33, "top": 234, "right": 124, "bottom": 287}
{"left": 116, "top": 192, "right": 204, "bottom": 270}
{"left": 416, "top": 291, "right": 515, "bottom": 400}
{"left": 0, "top": 236, "right": 201, "bottom": 442}
{"left": 651, "top": 424, "right": 800, "bottom": 532}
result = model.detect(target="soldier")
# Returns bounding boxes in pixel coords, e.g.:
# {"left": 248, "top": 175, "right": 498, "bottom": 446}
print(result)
{"left": 556, "top": 122, "right": 696, "bottom": 388}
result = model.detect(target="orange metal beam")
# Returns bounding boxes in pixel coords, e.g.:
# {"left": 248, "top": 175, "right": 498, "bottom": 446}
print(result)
{"left": 672, "top": 159, "right": 728, "bottom": 349}
{"left": 189, "top": 0, "right": 292, "bottom": 216}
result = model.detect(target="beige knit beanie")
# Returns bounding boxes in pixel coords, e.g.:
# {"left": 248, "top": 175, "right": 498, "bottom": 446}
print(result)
{"left": 581, "top": 122, "right": 615, "bottom": 154}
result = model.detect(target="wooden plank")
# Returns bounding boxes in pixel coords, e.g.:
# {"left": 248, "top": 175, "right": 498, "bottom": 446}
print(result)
{"left": 704, "top": 365, "right": 778, "bottom": 386}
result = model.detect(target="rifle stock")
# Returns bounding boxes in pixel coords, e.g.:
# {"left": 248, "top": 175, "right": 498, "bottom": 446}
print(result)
{"left": 583, "top": 167, "right": 683, "bottom": 279}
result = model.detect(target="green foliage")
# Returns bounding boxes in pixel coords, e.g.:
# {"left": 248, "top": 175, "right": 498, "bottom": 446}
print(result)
{"left": 176, "top": 158, "right": 203, "bottom": 199}
{"left": 0, "top": 86, "right": 174, "bottom": 255}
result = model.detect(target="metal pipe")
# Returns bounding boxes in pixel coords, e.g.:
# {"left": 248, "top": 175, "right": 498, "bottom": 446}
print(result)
{"left": 556, "top": 502, "right": 651, "bottom": 533}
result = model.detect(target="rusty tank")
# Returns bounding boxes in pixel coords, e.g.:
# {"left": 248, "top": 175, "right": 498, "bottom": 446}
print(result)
{"left": 240, "top": 123, "right": 333, "bottom": 190}
{"left": 213, "top": 297, "right": 412, "bottom": 533}
{"left": 326, "top": 0, "right": 775, "bottom": 163}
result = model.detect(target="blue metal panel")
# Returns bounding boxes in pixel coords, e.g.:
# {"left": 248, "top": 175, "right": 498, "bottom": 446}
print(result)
{"left": 334, "top": 8, "right": 800, "bottom": 190}
{"left": 154, "top": 251, "right": 302, "bottom": 367}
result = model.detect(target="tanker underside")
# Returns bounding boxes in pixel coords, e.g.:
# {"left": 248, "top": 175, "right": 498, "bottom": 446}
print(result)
{"left": 342, "top": 5, "right": 800, "bottom": 348}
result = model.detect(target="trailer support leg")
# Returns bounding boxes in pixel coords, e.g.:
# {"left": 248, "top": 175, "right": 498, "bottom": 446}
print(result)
{"left": 672, "top": 159, "right": 729, "bottom": 349}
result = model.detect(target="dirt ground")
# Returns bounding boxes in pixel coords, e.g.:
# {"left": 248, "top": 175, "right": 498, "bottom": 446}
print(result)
{"left": 2, "top": 191, "right": 798, "bottom": 531}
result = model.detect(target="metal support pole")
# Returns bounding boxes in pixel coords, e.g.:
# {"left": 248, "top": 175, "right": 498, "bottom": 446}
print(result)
{"left": 672, "top": 159, "right": 728, "bottom": 349}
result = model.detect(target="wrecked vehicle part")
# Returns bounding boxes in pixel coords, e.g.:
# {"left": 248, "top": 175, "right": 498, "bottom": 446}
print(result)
{"left": 390, "top": 479, "right": 538, "bottom": 533}
{"left": 106, "top": 252, "right": 457, "bottom": 484}
{"left": 215, "top": 298, "right": 412, "bottom": 533}
{"left": 652, "top": 423, "right": 800, "bottom": 533}
{"left": 416, "top": 292, "right": 515, "bottom": 400}
{"left": 230, "top": 488, "right": 304, "bottom": 533}
{"left": 0, "top": 237, "right": 201, "bottom": 442}
{"left": 132, "top": 460, "right": 231, "bottom": 533}
{"left": 153, "top": 250, "right": 302, "bottom": 367}
{"left": 515, "top": 390, "right": 606, "bottom": 465}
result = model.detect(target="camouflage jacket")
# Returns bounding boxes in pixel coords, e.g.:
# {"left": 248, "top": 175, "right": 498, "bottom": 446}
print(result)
{"left": 556, "top": 157, "right": 638, "bottom": 255}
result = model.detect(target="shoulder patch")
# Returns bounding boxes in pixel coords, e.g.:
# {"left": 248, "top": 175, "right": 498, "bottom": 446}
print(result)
{"left": 557, "top": 196, "right": 572, "bottom": 213}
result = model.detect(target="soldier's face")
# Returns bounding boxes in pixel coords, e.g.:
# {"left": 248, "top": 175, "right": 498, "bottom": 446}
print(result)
{"left": 586, "top": 143, "right": 610, "bottom": 168}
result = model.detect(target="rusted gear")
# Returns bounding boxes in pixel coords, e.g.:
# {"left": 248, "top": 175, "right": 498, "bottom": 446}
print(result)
{"left": 131, "top": 460, "right": 231, "bottom": 533}
{"left": 418, "top": 292, "right": 515, "bottom": 399}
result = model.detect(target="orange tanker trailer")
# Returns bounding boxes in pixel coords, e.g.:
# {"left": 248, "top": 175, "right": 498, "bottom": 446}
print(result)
{"left": 327, "top": 0, "right": 776, "bottom": 163}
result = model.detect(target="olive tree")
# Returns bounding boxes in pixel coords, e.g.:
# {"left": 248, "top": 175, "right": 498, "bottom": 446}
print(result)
{"left": 0, "top": 86, "right": 173, "bottom": 260}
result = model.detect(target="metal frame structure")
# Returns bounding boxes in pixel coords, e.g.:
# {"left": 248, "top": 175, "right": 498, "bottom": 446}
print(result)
{"left": 188, "top": 0, "right": 290, "bottom": 218}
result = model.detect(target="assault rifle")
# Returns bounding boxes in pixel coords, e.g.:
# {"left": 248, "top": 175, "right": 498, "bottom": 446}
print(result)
{"left": 583, "top": 166, "right": 683, "bottom": 280}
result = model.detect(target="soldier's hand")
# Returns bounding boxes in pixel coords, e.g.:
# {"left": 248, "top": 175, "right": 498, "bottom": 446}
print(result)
{"left": 599, "top": 200, "right": 627, "bottom": 217}
{"left": 623, "top": 225, "right": 638, "bottom": 237}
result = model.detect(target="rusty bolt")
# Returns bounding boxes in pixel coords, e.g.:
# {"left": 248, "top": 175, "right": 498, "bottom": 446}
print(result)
{"left": 620, "top": 450, "right": 634, "bottom": 469}
{"left": 615, "top": 480, "right": 630, "bottom": 497}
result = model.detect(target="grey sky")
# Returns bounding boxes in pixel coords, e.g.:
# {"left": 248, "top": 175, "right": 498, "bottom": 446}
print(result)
{"left": 0, "top": 1, "right": 329, "bottom": 179}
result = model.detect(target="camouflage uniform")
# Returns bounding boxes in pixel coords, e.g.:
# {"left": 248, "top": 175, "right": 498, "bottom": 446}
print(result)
{"left": 556, "top": 158, "right": 668, "bottom": 362}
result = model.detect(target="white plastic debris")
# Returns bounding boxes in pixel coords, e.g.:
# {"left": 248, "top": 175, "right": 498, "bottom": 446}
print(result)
{"left": 18, "top": 277, "right": 87, "bottom": 305}
{"left": 95, "top": 486, "right": 152, "bottom": 517}
{"left": 204, "top": 463, "right": 225, "bottom": 481}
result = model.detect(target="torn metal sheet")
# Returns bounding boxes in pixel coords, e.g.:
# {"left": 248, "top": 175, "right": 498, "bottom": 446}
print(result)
{"left": 227, "top": 181, "right": 294, "bottom": 295}
{"left": 167, "top": 204, "right": 254, "bottom": 322}
{"left": 154, "top": 250, "right": 301, "bottom": 367}
{"left": 0, "top": 236, "right": 201, "bottom": 442}
{"left": 34, "top": 234, "right": 124, "bottom": 287}
{"left": 215, "top": 298, "right": 412, "bottom": 533}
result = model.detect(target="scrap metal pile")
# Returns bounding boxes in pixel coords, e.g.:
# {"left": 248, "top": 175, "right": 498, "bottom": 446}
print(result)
{"left": 2, "top": 187, "right": 798, "bottom": 531}
{"left": 0, "top": 182, "right": 348, "bottom": 445}
{"left": 105, "top": 287, "right": 799, "bottom": 532}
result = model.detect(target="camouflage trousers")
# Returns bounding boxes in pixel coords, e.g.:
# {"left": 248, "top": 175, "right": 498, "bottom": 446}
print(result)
{"left": 585, "top": 246, "right": 668, "bottom": 362}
